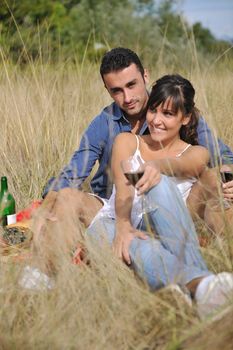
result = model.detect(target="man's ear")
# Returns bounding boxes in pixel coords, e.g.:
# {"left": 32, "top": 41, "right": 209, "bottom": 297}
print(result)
{"left": 104, "top": 83, "right": 110, "bottom": 94}
{"left": 143, "top": 68, "right": 149, "bottom": 84}
{"left": 182, "top": 114, "right": 191, "bottom": 126}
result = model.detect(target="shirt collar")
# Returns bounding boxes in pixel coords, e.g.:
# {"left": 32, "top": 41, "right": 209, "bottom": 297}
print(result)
{"left": 111, "top": 103, "right": 126, "bottom": 121}
{"left": 104, "top": 102, "right": 148, "bottom": 133}
{"left": 139, "top": 119, "right": 149, "bottom": 135}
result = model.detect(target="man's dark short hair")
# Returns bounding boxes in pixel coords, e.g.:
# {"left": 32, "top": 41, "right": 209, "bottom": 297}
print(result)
{"left": 100, "top": 47, "right": 144, "bottom": 80}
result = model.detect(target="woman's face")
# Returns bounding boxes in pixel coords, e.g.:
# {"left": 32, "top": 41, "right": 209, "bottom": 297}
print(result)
{"left": 146, "top": 97, "right": 190, "bottom": 144}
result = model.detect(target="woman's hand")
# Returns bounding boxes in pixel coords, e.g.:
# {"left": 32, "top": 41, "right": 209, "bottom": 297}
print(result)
{"left": 135, "top": 161, "right": 161, "bottom": 195}
{"left": 113, "top": 226, "right": 147, "bottom": 265}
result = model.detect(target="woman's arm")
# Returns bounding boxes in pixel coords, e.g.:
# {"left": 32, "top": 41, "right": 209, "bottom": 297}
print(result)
{"left": 136, "top": 145, "right": 209, "bottom": 195}
{"left": 111, "top": 133, "right": 147, "bottom": 264}
{"left": 158, "top": 146, "right": 209, "bottom": 178}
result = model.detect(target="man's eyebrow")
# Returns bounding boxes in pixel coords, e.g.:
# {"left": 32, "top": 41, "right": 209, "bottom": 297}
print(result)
{"left": 126, "top": 79, "right": 137, "bottom": 85}
{"left": 109, "top": 78, "right": 137, "bottom": 92}
{"left": 109, "top": 85, "right": 121, "bottom": 91}
{"left": 109, "top": 86, "right": 122, "bottom": 93}
{"left": 109, "top": 79, "right": 138, "bottom": 92}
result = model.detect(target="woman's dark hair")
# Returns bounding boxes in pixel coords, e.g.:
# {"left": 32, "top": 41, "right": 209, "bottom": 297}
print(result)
{"left": 100, "top": 47, "right": 144, "bottom": 80}
{"left": 147, "top": 74, "right": 200, "bottom": 145}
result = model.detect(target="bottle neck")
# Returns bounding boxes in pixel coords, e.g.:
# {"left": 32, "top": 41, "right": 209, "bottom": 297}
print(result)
{"left": 1, "top": 176, "right": 8, "bottom": 193}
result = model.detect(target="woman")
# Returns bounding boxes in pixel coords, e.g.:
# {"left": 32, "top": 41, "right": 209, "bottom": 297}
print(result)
{"left": 86, "top": 74, "right": 233, "bottom": 319}
{"left": 89, "top": 73, "right": 233, "bottom": 252}
{"left": 110, "top": 73, "right": 208, "bottom": 262}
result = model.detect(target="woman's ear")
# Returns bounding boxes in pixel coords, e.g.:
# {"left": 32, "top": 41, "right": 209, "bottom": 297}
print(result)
{"left": 182, "top": 114, "right": 191, "bottom": 126}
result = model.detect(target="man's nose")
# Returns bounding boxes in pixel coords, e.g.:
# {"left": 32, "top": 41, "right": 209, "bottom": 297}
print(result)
{"left": 123, "top": 89, "right": 132, "bottom": 103}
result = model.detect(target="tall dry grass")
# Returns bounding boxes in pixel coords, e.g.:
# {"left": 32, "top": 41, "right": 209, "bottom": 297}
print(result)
{"left": 0, "top": 46, "right": 233, "bottom": 349}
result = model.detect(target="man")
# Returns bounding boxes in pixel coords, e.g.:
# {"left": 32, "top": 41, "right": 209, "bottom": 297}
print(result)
{"left": 32, "top": 48, "right": 151, "bottom": 261}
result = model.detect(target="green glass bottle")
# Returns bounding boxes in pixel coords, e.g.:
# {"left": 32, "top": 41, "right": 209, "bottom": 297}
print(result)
{"left": 0, "top": 176, "right": 16, "bottom": 226}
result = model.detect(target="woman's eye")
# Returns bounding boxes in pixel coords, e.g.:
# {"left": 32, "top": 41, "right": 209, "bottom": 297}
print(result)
{"left": 164, "top": 111, "right": 174, "bottom": 117}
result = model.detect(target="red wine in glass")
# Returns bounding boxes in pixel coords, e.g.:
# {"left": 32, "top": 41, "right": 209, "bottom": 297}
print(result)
{"left": 124, "top": 171, "right": 144, "bottom": 186}
{"left": 121, "top": 157, "right": 158, "bottom": 214}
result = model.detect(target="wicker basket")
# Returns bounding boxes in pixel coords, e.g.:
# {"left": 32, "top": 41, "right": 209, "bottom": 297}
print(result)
{"left": 0, "top": 221, "right": 33, "bottom": 262}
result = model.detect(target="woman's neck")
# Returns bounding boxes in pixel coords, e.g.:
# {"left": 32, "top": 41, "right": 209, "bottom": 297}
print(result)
{"left": 146, "top": 135, "right": 185, "bottom": 153}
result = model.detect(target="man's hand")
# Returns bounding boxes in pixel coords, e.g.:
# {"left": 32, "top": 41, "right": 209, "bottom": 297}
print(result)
{"left": 222, "top": 180, "right": 233, "bottom": 201}
{"left": 113, "top": 226, "right": 147, "bottom": 265}
{"left": 135, "top": 161, "right": 161, "bottom": 195}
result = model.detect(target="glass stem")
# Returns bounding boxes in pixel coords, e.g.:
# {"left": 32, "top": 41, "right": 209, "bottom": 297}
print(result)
{"left": 142, "top": 195, "right": 154, "bottom": 238}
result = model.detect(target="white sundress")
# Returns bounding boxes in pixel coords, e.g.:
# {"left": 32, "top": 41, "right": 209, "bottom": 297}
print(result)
{"left": 89, "top": 136, "right": 197, "bottom": 228}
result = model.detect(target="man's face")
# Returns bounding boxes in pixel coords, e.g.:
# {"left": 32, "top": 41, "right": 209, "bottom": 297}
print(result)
{"left": 103, "top": 63, "right": 149, "bottom": 119}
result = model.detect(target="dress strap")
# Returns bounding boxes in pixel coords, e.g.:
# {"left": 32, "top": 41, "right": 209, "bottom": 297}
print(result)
{"left": 135, "top": 134, "right": 140, "bottom": 152}
{"left": 132, "top": 134, "right": 145, "bottom": 165}
{"left": 176, "top": 144, "right": 191, "bottom": 158}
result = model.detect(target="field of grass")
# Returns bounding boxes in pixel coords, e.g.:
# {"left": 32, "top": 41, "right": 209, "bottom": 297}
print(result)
{"left": 0, "top": 51, "right": 233, "bottom": 349}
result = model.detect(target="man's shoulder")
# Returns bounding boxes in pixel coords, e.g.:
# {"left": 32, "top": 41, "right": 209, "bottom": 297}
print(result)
{"left": 197, "top": 116, "right": 209, "bottom": 131}
{"left": 82, "top": 103, "right": 121, "bottom": 139}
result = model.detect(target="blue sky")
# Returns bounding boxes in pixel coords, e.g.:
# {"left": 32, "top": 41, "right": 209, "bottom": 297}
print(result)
{"left": 175, "top": 0, "right": 233, "bottom": 41}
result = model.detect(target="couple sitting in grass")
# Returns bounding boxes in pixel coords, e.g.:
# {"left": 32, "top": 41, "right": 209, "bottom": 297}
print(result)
{"left": 20, "top": 48, "right": 233, "bottom": 320}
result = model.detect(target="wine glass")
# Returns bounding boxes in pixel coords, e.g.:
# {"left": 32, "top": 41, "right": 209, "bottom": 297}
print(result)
{"left": 221, "top": 171, "right": 233, "bottom": 184}
{"left": 220, "top": 154, "right": 233, "bottom": 209}
{"left": 220, "top": 154, "right": 233, "bottom": 183}
{"left": 120, "top": 156, "right": 158, "bottom": 214}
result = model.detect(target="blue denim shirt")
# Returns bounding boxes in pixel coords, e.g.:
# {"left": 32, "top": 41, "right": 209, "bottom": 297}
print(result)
{"left": 197, "top": 117, "right": 233, "bottom": 166}
{"left": 43, "top": 102, "right": 233, "bottom": 199}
